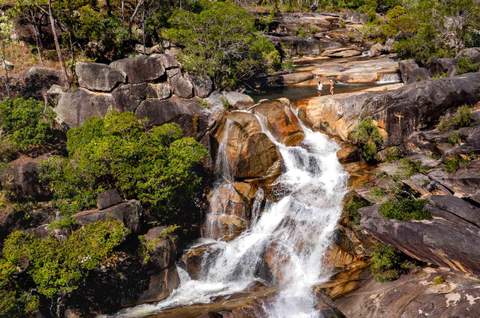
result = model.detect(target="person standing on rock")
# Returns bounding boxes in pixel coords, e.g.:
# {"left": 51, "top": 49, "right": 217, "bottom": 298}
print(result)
{"left": 316, "top": 75, "right": 326, "bottom": 95}
{"left": 329, "top": 79, "right": 335, "bottom": 95}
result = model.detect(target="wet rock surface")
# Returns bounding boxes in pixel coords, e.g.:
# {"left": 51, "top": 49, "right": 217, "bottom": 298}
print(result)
{"left": 216, "top": 111, "right": 280, "bottom": 180}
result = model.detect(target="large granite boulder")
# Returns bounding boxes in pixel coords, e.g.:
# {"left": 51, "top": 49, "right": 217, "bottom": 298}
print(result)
{"left": 216, "top": 111, "right": 280, "bottom": 180}
{"left": 96, "top": 189, "right": 123, "bottom": 210}
{"left": 456, "top": 47, "right": 480, "bottom": 63}
{"left": 0, "top": 156, "right": 48, "bottom": 200}
{"left": 335, "top": 268, "right": 480, "bottom": 318}
{"left": 360, "top": 196, "right": 480, "bottom": 275}
{"left": 110, "top": 55, "right": 165, "bottom": 84}
{"left": 188, "top": 74, "right": 213, "bottom": 98}
{"left": 398, "top": 59, "right": 430, "bottom": 84}
{"left": 135, "top": 96, "right": 208, "bottom": 138}
{"left": 137, "top": 226, "right": 180, "bottom": 303}
{"left": 147, "top": 83, "right": 172, "bottom": 100}
{"left": 66, "top": 251, "right": 149, "bottom": 315}
{"left": 111, "top": 83, "right": 150, "bottom": 112}
{"left": 222, "top": 91, "right": 255, "bottom": 110}
{"left": 169, "top": 73, "right": 194, "bottom": 98}
{"left": 23, "top": 66, "right": 65, "bottom": 99}
{"left": 74, "top": 200, "right": 142, "bottom": 233}
{"left": 75, "top": 62, "right": 126, "bottom": 92}
{"left": 298, "top": 72, "right": 480, "bottom": 145}
{"left": 158, "top": 53, "right": 180, "bottom": 69}
{"left": 55, "top": 88, "right": 116, "bottom": 127}
{"left": 252, "top": 99, "right": 305, "bottom": 146}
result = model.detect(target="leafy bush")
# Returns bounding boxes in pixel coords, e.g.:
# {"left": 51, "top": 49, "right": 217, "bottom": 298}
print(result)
{"left": 447, "top": 131, "right": 462, "bottom": 145}
{"left": 444, "top": 154, "right": 471, "bottom": 173}
{"left": 344, "top": 194, "right": 370, "bottom": 225}
{"left": 433, "top": 275, "right": 445, "bottom": 285}
{"left": 371, "top": 243, "right": 413, "bottom": 282}
{"left": 384, "top": 146, "right": 402, "bottom": 162}
{"left": 399, "top": 158, "right": 427, "bottom": 177}
{"left": 40, "top": 112, "right": 208, "bottom": 223}
{"left": 0, "top": 220, "right": 128, "bottom": 315}
{"left": 351, "top": 118, "right": 384, "bottom": 163}
{"left": 456, "top": 56, "right": 480, "bottom": 74}
{"left": 0, "top": 98, "right": 58, "bottom": 153}
{"left": 163, "top": 1, "right": 281, "bottom": 89}
{"left": 437, "top": 105, "right": 473, "bottom": 132}
{"left": 379, "top": 197, "right": 431, "bottom": 221}
{"left": 366, "top": 0, "right": 480, "bottom": 64}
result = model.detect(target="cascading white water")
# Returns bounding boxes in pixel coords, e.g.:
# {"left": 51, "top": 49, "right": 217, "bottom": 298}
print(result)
{"left": 376, "top": 72, "right": 401, "bottom": 84}
{"left": 112, "top": 106, "right": 347, "bottom": 318}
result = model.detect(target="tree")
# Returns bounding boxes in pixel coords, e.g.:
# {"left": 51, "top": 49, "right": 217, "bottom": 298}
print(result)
{"left": 372, "top": 0, "right": 480, "bottom": 63}
{"left": 164, "top": 1, "right": 281, "bottom": 89}
{"left": 40, "top": 112, "right": 208, "bottom": 224}
{"left": 0, "top": 14, "right": 13, "bottom": 97}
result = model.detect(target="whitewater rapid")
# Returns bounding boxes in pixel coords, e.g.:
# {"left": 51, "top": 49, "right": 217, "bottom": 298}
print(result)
{"left": 112, "top": 106, "right": 347, "bottom": 318}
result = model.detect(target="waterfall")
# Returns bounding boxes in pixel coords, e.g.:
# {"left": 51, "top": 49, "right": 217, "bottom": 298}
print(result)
{"left": 111, "top": 104, "right": 347, "bottom": 318}
{"left": 376, "top": 72, "right": 401, "bottom": 84}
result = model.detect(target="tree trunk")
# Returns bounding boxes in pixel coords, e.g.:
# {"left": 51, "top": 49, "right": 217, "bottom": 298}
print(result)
{"left": 48, "top": 0, "right": 69, "bottom": 86}
{"left": 1, "top": 41, "right": 11, "bottom": 98}
{"left": 29, "top": 11, "right": 44, "bottom": 64}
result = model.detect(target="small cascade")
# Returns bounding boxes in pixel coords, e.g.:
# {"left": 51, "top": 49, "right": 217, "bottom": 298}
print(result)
{"left": 113, "top": 102, "right": 347, "bottom": 318}
{"left": 376, "top": 72, "right": 401, "bottom": 84}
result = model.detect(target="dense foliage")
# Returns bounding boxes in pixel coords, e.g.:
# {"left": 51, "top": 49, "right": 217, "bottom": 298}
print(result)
{"left": 164, "top": 1, "right": 281, "bottom": 89}
{"left": 351, "top": 118, "right": 384, "bottom": 163}
{"left": 343, "top": 194, "right": 370, "bottom": 225}
{"left": 379, "top": 197, "right": 431, "bottom": 221}
{"left": 437, "top": 105, "right": 473, "bottom": 132}
{"left": 0, "top": 220, "right": 128, "bottom": 316}
{"left": 370, "top": 243, "right": 414, "bottom": 281}
{"left": 366, "top": 0, "right": 480, "bottom": 64}
{"left": 39, "top": 112, "right": 208, "bottom": 222}
{"left": 0, "top": 98, "right": 59, "bottom": 159}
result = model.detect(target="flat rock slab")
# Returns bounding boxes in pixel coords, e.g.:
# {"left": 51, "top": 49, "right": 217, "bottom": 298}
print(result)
{"left": 335, "top": 268, "right": 480, "bottom": 318}
{"left": 310, "top": 55, "right": 400, "bottom": 84}
{"left": 360, "top": 198, "right": 480, "bottom": 275}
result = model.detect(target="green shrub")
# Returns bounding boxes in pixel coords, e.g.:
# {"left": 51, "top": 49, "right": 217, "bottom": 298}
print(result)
{"left": 438, "top": 105, "right": 473, "bottom": 132}
{"left": 371, "top": 243, "right": 413, "bottom": 282}
{"left": 399, "top": 158, "right": 427, "bottom": 177}
{"left": 444, "top": 154, "right": 471, "bottom": 173}
{"left": 456, "top": 56, "right": 480, "bottom": 74}
{"left": 40, "top": 112, "right": 208, "bottom": 223}
{"left": 163, "top": 1, "right": 281, "bottom": 89}
{"left": 371, "top": 186, "right": 386, "bottom": 198}
{"left": 0, "top": 139, "right": 19, "bottom": 163}
{"left": 433, "top": 275, "right": 445, "bottom": 285}
{"left": 0, "top": 98, "right": 58, "bottom": 153}
{"left": 447, "top": 131, "right": 462, "bottom": 145}
{"left": 351, "top": 118, "right": 384, "bottom": 163}
{"left": 384, "top": 146, "right": 402, "bottom": 162}
{"left": 365, "top": 0, "right": 480, "bottom": 64}
{"left": 344, "top": 195, "right": 370, "bottom": 225}
{"left": 2, "top": 220, "right": 128, "bottom": 300}
{"left": 379, "top": 197, "right": 431, "bottom": 221}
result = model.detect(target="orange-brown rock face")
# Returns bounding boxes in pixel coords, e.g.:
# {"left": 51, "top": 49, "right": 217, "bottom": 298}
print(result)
{"left": 252, "top": 99, "right": 305, "bottom": 146}
{"left": 203, "top": 182, "right": 261, "bottom": 241}
{"left": 216, "top": 111, "right": 280, "bottom": 180}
